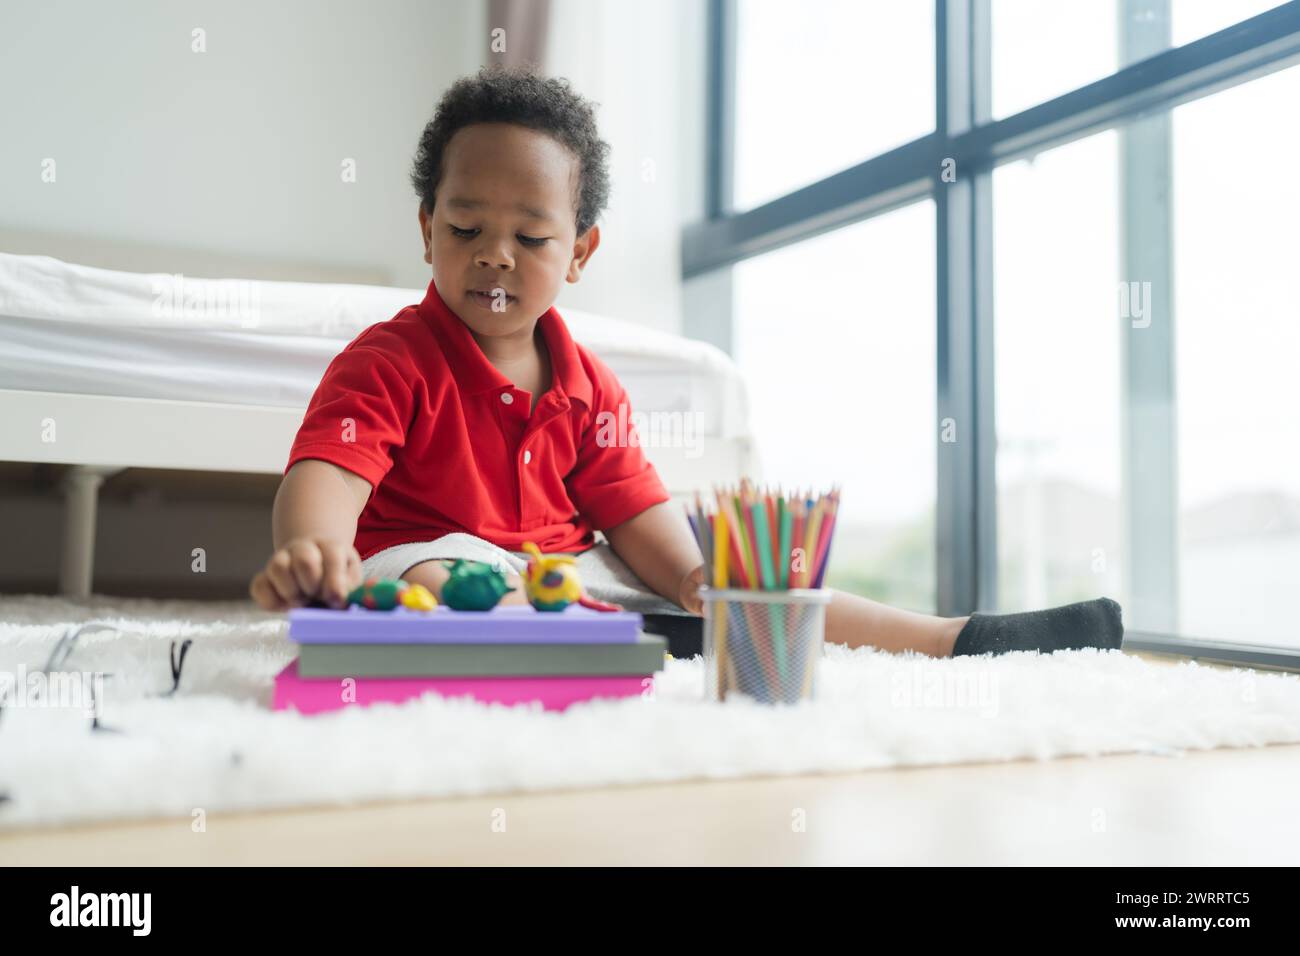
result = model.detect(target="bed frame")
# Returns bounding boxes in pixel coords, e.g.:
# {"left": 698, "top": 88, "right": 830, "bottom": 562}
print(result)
{"left": 0, "top": 234, "right": 755, "bottom": 596}
{"left": 0, "top": 386, "right": 753, "bottom": 597}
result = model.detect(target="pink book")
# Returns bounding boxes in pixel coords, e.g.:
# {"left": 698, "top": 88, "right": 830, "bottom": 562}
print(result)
{"left": 272, "top": 659, "right": 648, "bottom": 715}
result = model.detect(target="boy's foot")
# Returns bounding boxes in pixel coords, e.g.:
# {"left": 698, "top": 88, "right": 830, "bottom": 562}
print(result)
{"left": 951, "top": 597, "right": 1124, "bottom": 657}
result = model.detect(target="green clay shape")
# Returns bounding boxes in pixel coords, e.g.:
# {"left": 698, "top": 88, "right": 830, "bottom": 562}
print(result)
{"left": 439, "top": 559, "right": 515, "bottom": 611}
{"left": 346, "top": 578, "right": 408, "bottom": 610}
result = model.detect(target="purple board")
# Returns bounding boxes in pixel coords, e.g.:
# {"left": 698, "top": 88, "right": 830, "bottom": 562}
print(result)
{"left": 288, "top": 604, "right": 644, "bottom": 644}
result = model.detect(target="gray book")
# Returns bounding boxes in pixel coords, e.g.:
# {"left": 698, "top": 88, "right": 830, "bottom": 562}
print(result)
{"left": 297, "top": 632, "right": 668, "bottom": 678}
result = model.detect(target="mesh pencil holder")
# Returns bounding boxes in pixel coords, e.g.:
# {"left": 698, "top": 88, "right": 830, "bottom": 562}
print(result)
{"left": 701, "top": 587, "right": 832, "bottom": 704}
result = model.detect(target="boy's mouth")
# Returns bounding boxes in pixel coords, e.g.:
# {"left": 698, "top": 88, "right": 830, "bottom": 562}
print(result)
{"left": 468, "top": 288, "right": 517, "bottom": 309}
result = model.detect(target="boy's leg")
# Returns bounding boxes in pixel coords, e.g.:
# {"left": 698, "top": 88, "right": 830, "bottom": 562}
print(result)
{"left": 401, "top": 560, "right": 533, "bottom": 606}
{"left": 824, "top": 590, "right": 1125, "bottom": 658}
{"left": 360, "top": 534, "right": 532, "bottom": 606}
{"left": 824, "top": 589, "right": 968, "bottom": 658}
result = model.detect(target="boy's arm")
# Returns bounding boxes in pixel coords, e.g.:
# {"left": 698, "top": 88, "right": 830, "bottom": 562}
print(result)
{"left": 602, "top": 500, "right": 707, "bottom": 615}
{"left": 251, "top": 459, "right": 373, "bottom": 610}
{"left": 272, "top": 459, "right": 372, "bottom": 549}
{"left": 256, "top": 342, "right": 411, "bottom": 611}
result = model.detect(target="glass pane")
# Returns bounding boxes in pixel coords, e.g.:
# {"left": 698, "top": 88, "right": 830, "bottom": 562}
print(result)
{"left": 994, "top": 64, "right": 1300, "bottom": 648}
{"left": 1173, "top": 64, "right": 1300, "bottom": 647}
{"left": 733, "top": 0, "right": 934, "bottom": 212}
{"left": 992, "top": 0, "right": 1286, "bottom": 120}
{"left": 1171, "top": 0, "right": 1288, "bottom": 46}
{"left": 992, "top": 0, "right": 1117, "bottom": 120}
{"left": 732, "top": 201, "right": 936, "bottom": 612}
{"left": 993, "top": 131, "right": 1125, "bottom": 614}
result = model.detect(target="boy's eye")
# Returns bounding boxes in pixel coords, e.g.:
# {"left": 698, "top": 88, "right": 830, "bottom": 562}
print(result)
{"left": 448, "top": 225, "right": 548, "bottom": 247}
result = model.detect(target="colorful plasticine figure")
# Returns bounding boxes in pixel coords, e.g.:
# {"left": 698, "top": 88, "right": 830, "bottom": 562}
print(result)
{"left": 399, "top": 583, "right": 438, "bottom": 611}
{"left": 439, "top": 559, "right": 515, "bottom": 611}
{"left": 521, "top": 541, "right": 623, "bottom": 612}
{"left": 521, "top": 541, "right": 581, "bottom": 611}
{"left": 346, "top": 578, "right": 438, "bottom": 611}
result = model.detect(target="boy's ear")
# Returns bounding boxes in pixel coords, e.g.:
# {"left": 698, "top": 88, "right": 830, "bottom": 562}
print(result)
{"left": 418, "top": 205, "right": 433, "bottom": 265}
{"left": 566, "top": 224, "right": 600, "bottom": 283}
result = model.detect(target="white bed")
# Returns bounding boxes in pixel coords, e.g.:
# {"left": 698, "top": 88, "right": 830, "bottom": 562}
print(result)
{"left": 0, "top": 252, "right": 756, "bottom": 595}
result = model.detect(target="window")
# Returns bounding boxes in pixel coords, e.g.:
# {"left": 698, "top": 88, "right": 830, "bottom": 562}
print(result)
{"left": 993, "top": 61, "right": 1300, "bottom": 646}
{"left": 692, "top": 0, "right": 1300, "bottom": 662}
{"left": 732, "top": 202, "right": 937, "bottom": 611}
{"left": 732, "top": 0, "right": 934, "bottom": 211}
{"left": 993, "top": 130, "right": 1124, "bottom": 614}
{"left": 992, "top": 0, "right": 1287, "bottom": 119}
{"left": 1173, "top": 63, "right": 1300, "bottom": 647}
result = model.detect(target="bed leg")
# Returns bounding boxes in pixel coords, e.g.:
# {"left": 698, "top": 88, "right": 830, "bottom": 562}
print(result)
{"left": 59, "top": 466, "right": 122, "bottom": 598}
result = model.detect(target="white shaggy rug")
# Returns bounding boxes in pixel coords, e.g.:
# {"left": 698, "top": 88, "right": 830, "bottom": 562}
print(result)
{"left": 2, "top": 594, "right": 1300, "bottom": 831}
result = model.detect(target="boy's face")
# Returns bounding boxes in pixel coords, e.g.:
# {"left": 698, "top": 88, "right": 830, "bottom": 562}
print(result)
{"left": 419, "top": 122, "right": 600, "bottom": 339}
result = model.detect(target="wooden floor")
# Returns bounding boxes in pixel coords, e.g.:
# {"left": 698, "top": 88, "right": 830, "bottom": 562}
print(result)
{"left": 4, "top": 652, "right": 1298, "bottom": 866}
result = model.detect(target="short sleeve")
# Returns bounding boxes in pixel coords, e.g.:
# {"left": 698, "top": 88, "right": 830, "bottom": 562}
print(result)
{"left": 565, "top": 354, "right": 672, "bottom": 531}
{"left": 284, "top": 345, "right": 415, "bottom": 489}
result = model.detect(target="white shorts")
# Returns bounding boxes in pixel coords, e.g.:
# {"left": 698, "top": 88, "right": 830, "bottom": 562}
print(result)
{"left": 359, "top": 532, "right": 689, "bottom": 616}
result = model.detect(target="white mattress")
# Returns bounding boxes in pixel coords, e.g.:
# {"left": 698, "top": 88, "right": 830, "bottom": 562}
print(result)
{"left": 0, "top": 253, "right": 750, "bottom": 440}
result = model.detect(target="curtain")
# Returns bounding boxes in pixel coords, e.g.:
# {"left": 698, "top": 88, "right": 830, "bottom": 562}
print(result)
{"left": 487, "top": 0, "right": 551, "bottom": 72}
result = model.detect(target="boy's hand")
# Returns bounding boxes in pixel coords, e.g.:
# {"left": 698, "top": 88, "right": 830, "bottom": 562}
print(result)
{"left": 250, "top": 537, "right": 362, "bottom": 611}
{"left": 677, "top": 563, "right": 706, "bottom": 616}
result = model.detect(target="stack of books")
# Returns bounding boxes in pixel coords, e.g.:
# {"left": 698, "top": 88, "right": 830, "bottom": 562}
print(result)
{"left": 273, "top": 604, "right": 666, "bottom": 714}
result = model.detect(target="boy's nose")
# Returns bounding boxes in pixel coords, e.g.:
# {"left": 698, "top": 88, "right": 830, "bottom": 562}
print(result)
{"left": 475, "top": 245, "right": 514, "bottom": 270}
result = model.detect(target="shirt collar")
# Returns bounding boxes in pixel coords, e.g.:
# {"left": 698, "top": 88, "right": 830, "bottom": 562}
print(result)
{"left": 419, "top": 277, "right": 593, "bottom": 410}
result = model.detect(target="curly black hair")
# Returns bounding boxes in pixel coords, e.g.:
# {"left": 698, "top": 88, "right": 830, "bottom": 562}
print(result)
{"left": 410, "top": 65, "right": 611, "bottom": 236}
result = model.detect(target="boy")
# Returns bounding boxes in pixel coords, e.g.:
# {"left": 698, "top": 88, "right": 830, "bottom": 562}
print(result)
{"left": 250, "top": 66, "right": 1123, "bottom": 659}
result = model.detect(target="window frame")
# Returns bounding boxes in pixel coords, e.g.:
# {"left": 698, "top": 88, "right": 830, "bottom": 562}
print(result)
{"left": 687, "top": 0, "right": 1300, "bottom": 665}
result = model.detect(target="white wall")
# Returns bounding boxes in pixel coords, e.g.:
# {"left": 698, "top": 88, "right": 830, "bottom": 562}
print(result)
{"left": 0, "top": 0, "right": 708, "bottom": 329}
{"left": 543, "top": 0, "right": 707, "bottom": 334}
{"left": 0, "top": 0, "right": 482, "bottom": 287}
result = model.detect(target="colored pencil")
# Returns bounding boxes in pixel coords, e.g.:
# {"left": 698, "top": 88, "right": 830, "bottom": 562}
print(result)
{"left": 750, "top": 500, "right": 789, "bottom": 682}
{"left": 802, "top": 499, "right": 822, "bottom": 589}
{"left": 713, "top": 509, "right": 734, "bottom": 699}
{"left": 774, "top": 496, "right": 785, "bottom": 587}
{"left": 790, "top": 500, "right": 805, "bottom": 588}
{"left": 811, "top": 489, "right": 840, "bottom": 588}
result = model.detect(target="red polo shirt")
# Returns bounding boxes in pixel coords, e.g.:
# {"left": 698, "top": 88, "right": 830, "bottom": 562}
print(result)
{"left": 283, "top": 278, "right": 671, "bottom": 560}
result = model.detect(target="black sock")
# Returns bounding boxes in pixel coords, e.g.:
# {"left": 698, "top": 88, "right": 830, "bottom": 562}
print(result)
{"left": 951, "top": 597, "right": 1124, "bottom": 657}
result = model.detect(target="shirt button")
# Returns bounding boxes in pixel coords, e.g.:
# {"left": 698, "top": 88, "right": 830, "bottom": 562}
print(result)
{"left": 500, "top": 392, "right": 514, "bottom": 405}
{"left": 523, "top": 449, "right": 532, "bottom": 464}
